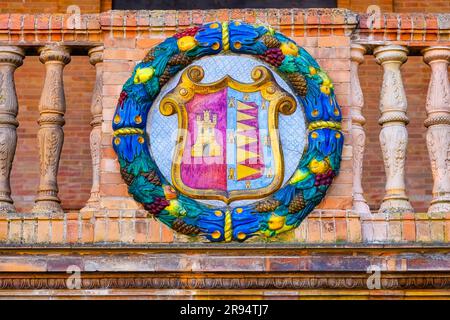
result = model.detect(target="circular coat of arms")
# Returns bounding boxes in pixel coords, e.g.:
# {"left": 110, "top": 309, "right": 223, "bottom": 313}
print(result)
{"left": 112, "top": 21, "right": 343, "bottom": 242}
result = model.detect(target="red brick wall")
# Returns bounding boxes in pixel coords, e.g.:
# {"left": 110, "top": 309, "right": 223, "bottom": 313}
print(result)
{"left": 338, "top": 0, "right": 450, "bottom": 12}
{"left": 338, "top": 0, "right": 394, "bottom": 12}
{"left": 394, "top": 0, "right": 450, "bottom": 13}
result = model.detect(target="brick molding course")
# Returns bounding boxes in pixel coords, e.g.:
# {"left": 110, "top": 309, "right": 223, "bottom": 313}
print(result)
{"left": 0, "top": 246, "right": 449, "bottom": 298}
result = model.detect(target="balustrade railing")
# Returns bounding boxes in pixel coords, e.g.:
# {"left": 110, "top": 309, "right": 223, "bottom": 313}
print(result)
{"left": 350, "top": 43, "right": 450, "bottom": 216}
{"left": 81, "top": 46, "right": 104, "bottom": 213}
{"left": 0, "top": 9, "right": 448, "bottom": 244}
{"left": 0, "top": 43, "right": 103, "bottom": 216}
{"left": 422, "top": 47, "right": 450, "bottom": 215}
{"left": 0, "top": 46, "right": 23, "bottom": 213}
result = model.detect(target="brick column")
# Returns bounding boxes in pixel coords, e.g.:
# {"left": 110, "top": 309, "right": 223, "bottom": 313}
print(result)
{"left": 81, "top": 46, "right": 104, "bottom": 213}
{"left": 422, "top": 46, "right": 450, "bottom": 214}
{"left": 374, "top": 45, "right": 413, "bottom": 214}
{"left": 32, "top": 45, "right": 71, "bottom": 214}
{"left": 0, "top": 46, "right": 24, "bottom": 213}
{"left": 350, "top": 44, "right": 370, "bottom": 216}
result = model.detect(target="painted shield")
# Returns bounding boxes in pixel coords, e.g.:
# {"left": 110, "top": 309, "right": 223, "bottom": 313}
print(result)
{"left": 160, "top": 65, "right": 296, "bottom": 204}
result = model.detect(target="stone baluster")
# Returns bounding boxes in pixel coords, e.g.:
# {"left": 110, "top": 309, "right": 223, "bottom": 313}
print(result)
{"left": 32, "top": 46, "right": 71, "bottom": 214}
{"left": 81, "top": 46, "right": 104, "bottom": 212}
{"left": 0, "top": 46, "right": 24, "bottom": 213}
{"left": 422, "top": 46, "right": 450, "bottom": 214}
{"left": 374, "top": 45, "right": 413, "bottom": 214}
{"left": 350, "top": 44, "right": 371, "bottom": 216}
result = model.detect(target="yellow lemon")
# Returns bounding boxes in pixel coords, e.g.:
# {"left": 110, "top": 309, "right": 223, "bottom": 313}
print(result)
{"left": 177, "top": 36, "right": 197, "bottom": 51}
{"left": 290, "top": 169, "right": 310, "bottom": 184}
{"left": 165, "top": 200, "right": 178, "bottom": 213}
{"left": 308, "top": 158, "right": 330, "bottom": 174}
{"left": 280, "top": 42, "right": 298, "bottom": 56}
{"left": 268, "top": 214, "right": 286, "bottom": 231}
{"left": 320, "top": 85, "right": 331, "bottom": 95}
{"left": 133, "top": 67, "right": 154, "bottom": 84}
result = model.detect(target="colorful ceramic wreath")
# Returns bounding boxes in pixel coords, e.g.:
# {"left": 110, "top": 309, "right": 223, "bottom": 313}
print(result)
{"left": 112, "top": 21, "right": 343, "bottom": 242}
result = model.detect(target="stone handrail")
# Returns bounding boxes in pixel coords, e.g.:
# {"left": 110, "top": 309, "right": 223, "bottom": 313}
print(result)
{"left": 355, "top": 12, "right": 450, "bottom": 49}
{"left": 0, "top": 10, "right": 448, "bottom": 47}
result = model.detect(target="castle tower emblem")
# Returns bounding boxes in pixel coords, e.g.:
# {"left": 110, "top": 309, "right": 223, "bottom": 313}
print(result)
{"left": 191, "top": 110, "right": 221, "bottom": 158}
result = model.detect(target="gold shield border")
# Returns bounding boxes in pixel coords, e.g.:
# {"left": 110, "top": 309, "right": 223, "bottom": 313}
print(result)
{"left": 159, "top": 65, "right": 296, "bottom": 204}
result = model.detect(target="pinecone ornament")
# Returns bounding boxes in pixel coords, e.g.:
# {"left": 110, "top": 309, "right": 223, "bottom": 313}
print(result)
{"left": 158, "top": 67, "right": 171, "bottom": 87}
{"left": 172, "top": 218, "right": 201, "bottom": 235}
{"left": 258, "top": 48, "right": 285, "bottom": 67}
{"left": 255, "top": 199, "right": 281, "bottom": 212}
{"left": 142, "top": 170, "right": 162, "bottom": 186}
{"left": 144, "top": 197, "right": 170, "bottom": 216}
{"left": 168, "top": 53, "right": 193, "bottom": 66}
{"left": 260, "top": 34, "right": 281, "bottom": 48}
{"left": 288, "top": 193, "right": 306, "bottom": 214}
{"left": 142, "top": 47, "right": 156, "bottom": 62}
{"left": 120, "top": 168, "right": 135, "bottom": 185}
{"left": 287, "top": 72, "right": 308, "bottom": 97}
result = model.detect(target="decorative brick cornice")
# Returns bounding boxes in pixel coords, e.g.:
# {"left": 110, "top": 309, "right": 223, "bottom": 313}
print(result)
{"left": 99, "top": 9, "right": 358, "bottom": 32}
{"left": 0, "top": 13, "right": 102, "bottom": 46}
{"left": 0, "top": 10, "right": 449, "bottom": 49}
{"left": 1, "top": 246, "right": 449, "bottom": 272}
{"left": 0, "top": 247, "right": 449, "bottom": 297}
{"left": 354, "top": 13, "right": 450, "bottom": 48}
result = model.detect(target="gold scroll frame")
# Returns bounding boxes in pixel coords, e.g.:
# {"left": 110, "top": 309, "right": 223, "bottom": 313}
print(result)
{"left": 159, "top": 65, "right": 296, "bottom": 204}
